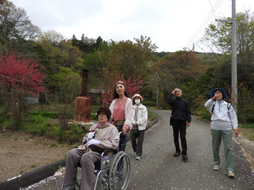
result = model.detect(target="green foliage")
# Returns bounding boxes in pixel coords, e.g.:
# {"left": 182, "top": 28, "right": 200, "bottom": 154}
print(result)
{"left": 61, "top": 124, "right": 85, "bottom": 144}
{"left": 143, "top": 101, "right": 156, "bottom": 107}
{"left": 21, "top": 113, "right": 85, "bottom": 143}
{"left": 201, "top": 114, "right": 211, "bottom": 121}
{"left": 237, "top": 85, "right": 254, "bottom": 123}
{"left": 147, "top": 110, "right": 157, "bottom": 121}
{"left": 91, "top": 113, "right": 98, "bottom": 121}
{"left": 241, "top": 123, "right": 254, "bottom": 129}
{"left": 23, "top": 115, "right": 49, "bottom": 136}
{"left": 51, "top": 67, "right": 81, "bottom": 103}
{"left": 0, "top": 0, "right": 41, "bottom": 55}
{"left": 29, "top": 111, "right": 58, "bottom": 119}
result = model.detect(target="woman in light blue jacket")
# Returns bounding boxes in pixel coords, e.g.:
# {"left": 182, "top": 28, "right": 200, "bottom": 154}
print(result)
{"left": 204, "top": 88, "right": 238, "bottom": 178}
{"left": 130, "top": 94, "right": 148, "bottom": 160}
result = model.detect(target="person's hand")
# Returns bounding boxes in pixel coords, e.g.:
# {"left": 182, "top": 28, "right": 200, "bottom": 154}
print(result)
{"left": 122, "top": 125, "right": 130, "bottom": 135}
{"left": 233, "top": 129, "right": 238, "bottom": 137}
{"left": 186, "top": 122, "right": 190, "bottom": 127}
{"left": 172, "top": 89, "right": 176, "bottom": 95}
{"left": 212, "top": 93, "right": 219, "bottom": 100}
{"left": 87, "top": 132, "right": 95, "bottom": 140}
{"left": 87, "top": 139, "right": 100, "bottom": 146}
{"left": 122, "top": 126, "right": 127, "bottom": 135}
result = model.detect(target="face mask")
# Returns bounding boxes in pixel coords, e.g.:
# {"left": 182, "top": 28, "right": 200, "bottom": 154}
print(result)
{"left": 135, "top": 99, "right": 140, "bottom": 105}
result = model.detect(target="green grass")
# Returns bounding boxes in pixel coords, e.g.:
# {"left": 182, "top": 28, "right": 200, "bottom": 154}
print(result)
{"left": 241, "top": 123, "right": 254, "bottom": 129}
{"left": 147, "top": 109, "right": 157, "bottom": 121}
{"left": 239, "top": 123, "right": 254, "bottom": 141}
{"left": 30, "top": 164, "right": 37, "bottom": 168}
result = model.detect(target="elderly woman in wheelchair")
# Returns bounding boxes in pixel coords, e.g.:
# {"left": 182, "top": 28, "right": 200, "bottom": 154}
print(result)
{"left": 62, "top": 107, "right": 130, "bottom": 190}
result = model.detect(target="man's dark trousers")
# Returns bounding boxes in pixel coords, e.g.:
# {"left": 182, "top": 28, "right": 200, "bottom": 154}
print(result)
{"left": 172, "top": 119, "right": 187, "bottom": 155}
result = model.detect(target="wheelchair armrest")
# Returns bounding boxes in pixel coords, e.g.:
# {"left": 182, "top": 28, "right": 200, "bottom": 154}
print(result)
{"left": 103, "top": 148, "right": 117, "bottom": 155}
{"left": 90, "top": 145, "right": 117, "bottom": 155}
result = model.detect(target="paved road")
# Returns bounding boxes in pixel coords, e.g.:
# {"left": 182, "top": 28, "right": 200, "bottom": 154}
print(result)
{"left": 126, "top": 110, "right": 254, "bottom": 189}
{"left": 23, "top": 110, "right": 254, "bottom": 189}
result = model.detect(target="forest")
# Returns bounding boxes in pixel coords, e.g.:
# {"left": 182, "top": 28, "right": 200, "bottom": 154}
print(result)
{"left": 0, "top": 0, "right": 254, "bottom": 142}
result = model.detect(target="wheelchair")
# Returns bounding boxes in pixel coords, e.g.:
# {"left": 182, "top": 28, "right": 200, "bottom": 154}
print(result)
{"left": 75, "top": 137, "right": 131, "bottom": 190}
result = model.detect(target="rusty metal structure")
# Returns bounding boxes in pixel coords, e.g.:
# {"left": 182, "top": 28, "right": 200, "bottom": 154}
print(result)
{"left": 74, "top": 69, "right": 92, "bottom": 123}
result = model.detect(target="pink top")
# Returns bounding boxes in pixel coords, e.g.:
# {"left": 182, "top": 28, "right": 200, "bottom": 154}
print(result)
{"left": 113, "top": 99, "right": 127, "bottom": 120}
{"left": 109, "top": 98, "right": 132, "bottom": 130}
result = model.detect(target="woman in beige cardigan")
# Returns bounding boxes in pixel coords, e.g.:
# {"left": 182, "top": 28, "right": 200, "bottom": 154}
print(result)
{"left": 62, "top": 107, "right": 119, "bottom": 190}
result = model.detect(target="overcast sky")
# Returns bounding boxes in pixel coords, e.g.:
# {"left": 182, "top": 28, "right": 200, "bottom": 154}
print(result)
{"left": 10, "top": 0, "right": 254, "bottom": 52}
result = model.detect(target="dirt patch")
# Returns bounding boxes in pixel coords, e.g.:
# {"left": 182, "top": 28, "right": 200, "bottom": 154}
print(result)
{"left": 0, "top": 131, "right": 74, "bottom": 182}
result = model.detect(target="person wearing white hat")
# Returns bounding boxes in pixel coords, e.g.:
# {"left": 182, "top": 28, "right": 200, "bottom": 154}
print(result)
{"left": 130, "top": 94, "right": 148, "bottom": 160}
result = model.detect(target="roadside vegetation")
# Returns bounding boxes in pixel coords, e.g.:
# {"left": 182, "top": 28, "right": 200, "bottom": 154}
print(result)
{"left": 0, "top": 0, "right": 253, "bottom": 144}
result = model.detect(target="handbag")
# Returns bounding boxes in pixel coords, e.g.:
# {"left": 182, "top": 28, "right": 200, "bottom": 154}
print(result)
{"left": 114, "top": 119, "right": 125, "bottom": 132}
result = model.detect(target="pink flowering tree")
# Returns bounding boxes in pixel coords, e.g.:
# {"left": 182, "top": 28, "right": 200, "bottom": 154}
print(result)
{"left": 0, "top": 51, "right": 47, "bottom": 129}
{"left": 0, "top": 51, "right": 47, "bottom": 95}
{"left": 101, "top": 75, "right": 145, "bottom": 106}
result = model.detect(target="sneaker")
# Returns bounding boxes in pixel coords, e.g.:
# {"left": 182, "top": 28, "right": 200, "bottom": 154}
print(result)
{"left": 182, "top": 154, "right": 188, "bottom": 162}
{"left": 213, "top": 165, "right": 219, "bottom": 171}
{"left": 228, "top": 171, "right": 235, "bottom": 178}
{"left": 136, "top": 156, "right": 141, "bottom": 160}
{"left": 133, "top": 152, "right": 136, "bottom": 156}
{"left": 173, "top": 151, "right": 181, "bottom": 157}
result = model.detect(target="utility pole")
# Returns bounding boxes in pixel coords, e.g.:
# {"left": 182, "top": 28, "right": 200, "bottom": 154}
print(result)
{"left": 216, "top": 0, "right": 237, "bottom": 113}
{"left": 231, "top": 0, "right": 237, "bottom": 114}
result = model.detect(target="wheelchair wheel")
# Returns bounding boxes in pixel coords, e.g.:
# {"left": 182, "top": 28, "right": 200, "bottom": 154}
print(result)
{"left": 108, "top": 151, "right": 131, "bottom": 190}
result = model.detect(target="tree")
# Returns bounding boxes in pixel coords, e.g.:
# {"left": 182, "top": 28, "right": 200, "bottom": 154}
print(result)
{"left": 71, "top": 34, "right": 102, "bottom": 53}
{"left": 0, "top": 50, "right": 47, "bottom": 129}
{"left": 148, "top": 51, "right": 207, "bottom": 106}
{"left": 0, "top": 50, "right": 47, "bottom": 94}
{"left": 36, "top": 30, "right": 83, "bottom": 100}
{"left": 0, "top": 0, "right": 41, "bottom": 53}
{"left": 161, "top": 51, "right": 205, "bottom": 84}
{"left": 199, "top": 11, "right": 254, "bottom": 94}
{"left": 51, "top": 67, "right": 81, "bottom": 103}
{"left": 106, "top": 36, "right": 157, "bottom": 80}
{"left": 199, "top": 10, "right": 254, "bottom": 65}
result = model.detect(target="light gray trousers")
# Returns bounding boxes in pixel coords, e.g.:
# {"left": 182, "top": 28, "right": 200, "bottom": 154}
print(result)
{"left": 63, "top": 149, "right": 101, "bottom": 190}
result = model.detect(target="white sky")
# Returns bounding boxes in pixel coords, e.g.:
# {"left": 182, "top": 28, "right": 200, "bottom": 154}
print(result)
{"left": 10, "top": 0, "right": 254, "bottom": 52}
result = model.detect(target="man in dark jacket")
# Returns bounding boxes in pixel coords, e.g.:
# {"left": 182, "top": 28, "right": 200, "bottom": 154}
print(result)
{"left": 166, "top": 88, "right": 191, "bottom": 162}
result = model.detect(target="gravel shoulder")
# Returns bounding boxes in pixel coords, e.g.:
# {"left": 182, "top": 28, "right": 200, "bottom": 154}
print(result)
{"left": 0, "top": 131, "right": 73, "bottom": 182}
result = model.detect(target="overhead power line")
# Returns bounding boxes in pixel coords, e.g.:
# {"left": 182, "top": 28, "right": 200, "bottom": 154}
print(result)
{"left": 185, "top": 0, "right": 224, "bottom": 50}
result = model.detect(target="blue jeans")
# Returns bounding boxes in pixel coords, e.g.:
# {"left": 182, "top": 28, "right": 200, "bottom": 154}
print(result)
{"left": 119, "top": 133, "right": 128, "bottom": 151}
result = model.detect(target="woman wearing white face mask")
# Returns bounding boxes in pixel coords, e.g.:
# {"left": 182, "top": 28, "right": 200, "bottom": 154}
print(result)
{"left": 130, "top": 94, "right": 148, "bottom": 160}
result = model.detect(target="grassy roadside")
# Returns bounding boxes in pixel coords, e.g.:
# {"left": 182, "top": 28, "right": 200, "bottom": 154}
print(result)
{"left": 0, "top": 104, "right": 158, "bottom": 144}
{"left": 239, "top": 128, "right": 254, "bottom": 141}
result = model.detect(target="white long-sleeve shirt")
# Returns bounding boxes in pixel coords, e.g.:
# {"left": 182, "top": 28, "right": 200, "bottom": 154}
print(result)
{"left": 131, "top": 104, "right": 148, "bottom": 131}
{"left": 204, "top": 99, "right": 238, "bottom": 130}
